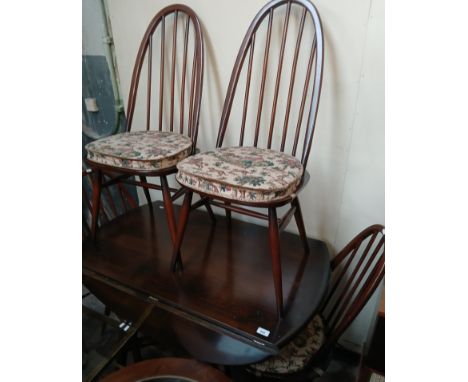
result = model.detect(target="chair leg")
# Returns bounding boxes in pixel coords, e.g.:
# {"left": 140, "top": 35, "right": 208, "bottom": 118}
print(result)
{"left": 268, "top": 207, "right": 284, "bottom": 319}
{"left": 140, "top": 175, "right": 153, "bottom": 210}
{"left": 292, "top": 197, "right": 310, "bottom": 253}
{"left": 160, "top": 175, "right": 177, "bottom": 245}
{"left": 171, "top": 190, "right": 193, "bottom": 271}
{"left": 225, "top": 202, "right": 232, "bottom": 222}
{"left": 91, "top": 169, "right": 103, "bottom": 241}
{"left": 204, "top": 199, "right": 216, "bottom": 223}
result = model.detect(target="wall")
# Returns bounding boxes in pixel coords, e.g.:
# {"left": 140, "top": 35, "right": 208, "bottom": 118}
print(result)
{"left": 82, "top": 0, "right": 106, "bottom": 56}
{"left": 106, "top": 0, "right": 384, "bottom": 349}
{"left": 82, "top": 0, "right": 117, "bottom": 138}
{"left": 82, "top": 0, "right": 138, "bottom": 213}
{"left": 332, "top": 0, "right": 384, "bottom": 350}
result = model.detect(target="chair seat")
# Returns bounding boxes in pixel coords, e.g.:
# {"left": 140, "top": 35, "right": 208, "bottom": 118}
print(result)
{"left": 176, "top": 146, "right": 304, "bottom": 203}
{"left": 249, "top": 315, "right": 325, "bottom": 375}
{"left": 85, "top": 131, "right": 193, "bottom": 171}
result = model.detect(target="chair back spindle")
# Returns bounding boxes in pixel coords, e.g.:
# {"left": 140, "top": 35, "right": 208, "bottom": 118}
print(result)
{"left": 318, "top": 225, "right": 385, "bottom": 356}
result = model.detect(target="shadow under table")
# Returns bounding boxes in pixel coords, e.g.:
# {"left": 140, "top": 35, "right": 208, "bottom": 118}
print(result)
{"left": 83, "top": 201, "right": 330, "bottom": 365}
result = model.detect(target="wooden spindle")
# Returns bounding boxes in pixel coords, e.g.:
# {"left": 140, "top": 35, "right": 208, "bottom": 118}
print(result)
{"left": 180, "top": 17, "right": 190, "bottom": 134}
{"left": 322, "top": 245, "right": 360, "bottom": 310}
{"left": 330, "top": 238, "right": 385, "bottom": 330}
{"left": 188, "top": 51, "right": 197, "bottom": 137}
{"left": 329, "top": 253, "right": 385, "bottom": 333}
{"left": 146, "top": 36, "right": 153, "bottom": 131}
{"left": 239, "top": 35, "right": 256, "bottom": 146}
{"left": 267, "top": 2, "right": 291, "bottom": 149}
{"left": 281, "top": 8, "right": 307, "bottom": 151}
{"left": 159, "top": 16, "right": 165, "bottom": 131}
{"left": 254, "top": 8, "right": 274, "bottom": 147}
{"left": 301, "top": 14, "right": 324, "bottom": 167}
{"left": 326, "top": 234, "right": 379, "bottom": 322}
{"left": 292, "top": 37, "right": 316, "bottom": 156}
{"left": 170, "top": 11, "right": 178, "bottom": 132}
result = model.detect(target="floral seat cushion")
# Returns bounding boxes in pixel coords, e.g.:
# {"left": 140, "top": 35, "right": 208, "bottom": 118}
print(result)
{"left": 176, "top": 146, "right": 304, "bottom": 203}
{"left": 85, "top": 131, "right": 193, "bottom": 171}
{"left": 249, "top": 315, "right": 325, "bottom": 375}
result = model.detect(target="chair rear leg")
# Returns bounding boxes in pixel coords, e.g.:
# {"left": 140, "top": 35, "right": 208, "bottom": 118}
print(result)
{"left": 140, "top": 175, "right": 153, "bottom": 211}
{"left": 160, "top": 175, "right": 177, "bottom": 245}
{"left": 171, "top": 190, "right": 193, "bottom": 271}
{"left": 268, "top": 207, "right": 284, "bottom": 319}
{"left": 91, "top": 169, "right": 103, "bottom": 241}
{"left": 292, "top": 197, "right": 310, "bottom": 253}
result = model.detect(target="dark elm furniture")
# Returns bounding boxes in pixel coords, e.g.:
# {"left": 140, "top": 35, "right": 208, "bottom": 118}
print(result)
{"left": 85, "top": 4, "right": 207, "bottom": 248}
{"left": 83, "top": 201, "right": 330, "bottom": 365}
{"left": 171, "top": 0, "right": 325, "bottom": 320}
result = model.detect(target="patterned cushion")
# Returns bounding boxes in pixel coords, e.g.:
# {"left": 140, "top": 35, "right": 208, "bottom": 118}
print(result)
{"left": 176, "top": 147, "right": 304, "bottom": 203}
{"left": 85, "top": 131, "right": 193, "bottom": 171}
{"left": 249, "top": 315, "right": 325, "bottom": 375}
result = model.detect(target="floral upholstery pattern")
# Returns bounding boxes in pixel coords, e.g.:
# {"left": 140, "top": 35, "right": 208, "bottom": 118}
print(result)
{"left": 176, "top": 146, "right": 304, "bottom": 203}
{"left": 85, "top": 131, "right": 193, "bottom": 171}
{"left": 249, "top": 315, "right": 325, "bottom": 375}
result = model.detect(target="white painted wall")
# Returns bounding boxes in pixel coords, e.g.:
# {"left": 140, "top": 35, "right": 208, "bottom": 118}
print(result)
{"left": 105, "top": 0, "right": 384, "bottom": 349}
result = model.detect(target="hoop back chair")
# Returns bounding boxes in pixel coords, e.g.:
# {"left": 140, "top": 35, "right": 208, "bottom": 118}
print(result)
{"left": 84, "top": 4, "right": 204, "bottom": 245}
{"left": 245, "top": 224, "right": 385, "bottom": 379}
{"left": 172, "top": 0, "right": 324, "bottom": 318}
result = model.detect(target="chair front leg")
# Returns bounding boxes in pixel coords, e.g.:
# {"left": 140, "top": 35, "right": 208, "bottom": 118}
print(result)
{"left": 268, "top": 207, "right": 284, "bottom": 319}
{"left": 171, "top": 190, "right": 193, "bottom": 271}
{"left": 91, "top": 169, "right": 103, "bottom": 241}
{"left": 160, "top": 175, "right": 177, "bottom": 245}
{"left": 292, "top": 197, "right": 310, "bottom": 253}
{"left": 225, "top": 201, "right": 232, "bottom": 222}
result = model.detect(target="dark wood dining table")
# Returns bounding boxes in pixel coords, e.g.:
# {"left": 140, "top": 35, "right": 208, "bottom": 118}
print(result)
{"left": 83, "top": 201, "right": 330, "bottom": 365}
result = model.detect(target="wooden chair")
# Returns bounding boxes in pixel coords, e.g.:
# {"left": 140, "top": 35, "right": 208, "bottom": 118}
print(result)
{"left": 84, "top": 4, "right": 205, "bottom": 246}
{"left": 242, "top": 224, "right": 385, "bottom": 380}
{"left": 171, "top": 0, "right": 324, "bottom": 319}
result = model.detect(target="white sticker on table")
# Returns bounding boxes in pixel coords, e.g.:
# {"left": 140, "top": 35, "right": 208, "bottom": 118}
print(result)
{"left": 256, "top": 327, "right": 270, "bottom": 337}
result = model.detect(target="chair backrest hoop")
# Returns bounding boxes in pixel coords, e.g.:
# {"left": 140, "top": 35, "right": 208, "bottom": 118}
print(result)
{"left": 125, "top": 4, "right": 204, "bottom": 148}
{"left": 316, "top": 224, "right": 385, "bottom": 359}
{"left": 215, "top": 0, "right": 324, "bottom": 170}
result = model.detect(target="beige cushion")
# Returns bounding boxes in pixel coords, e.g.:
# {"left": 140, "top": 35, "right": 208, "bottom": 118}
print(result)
{"left": 249, "top": 315, "right": 325, "bottom": 375}
{"left": 176, "top": 146, "right": 304, "bottom": 203}
{"left": 85, "top": 131, "right": 192, "bottom": 171}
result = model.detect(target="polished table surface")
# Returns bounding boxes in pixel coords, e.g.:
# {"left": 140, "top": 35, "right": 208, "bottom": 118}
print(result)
{"left": 83, "top": 201, "right": 330, "bottom": 364}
